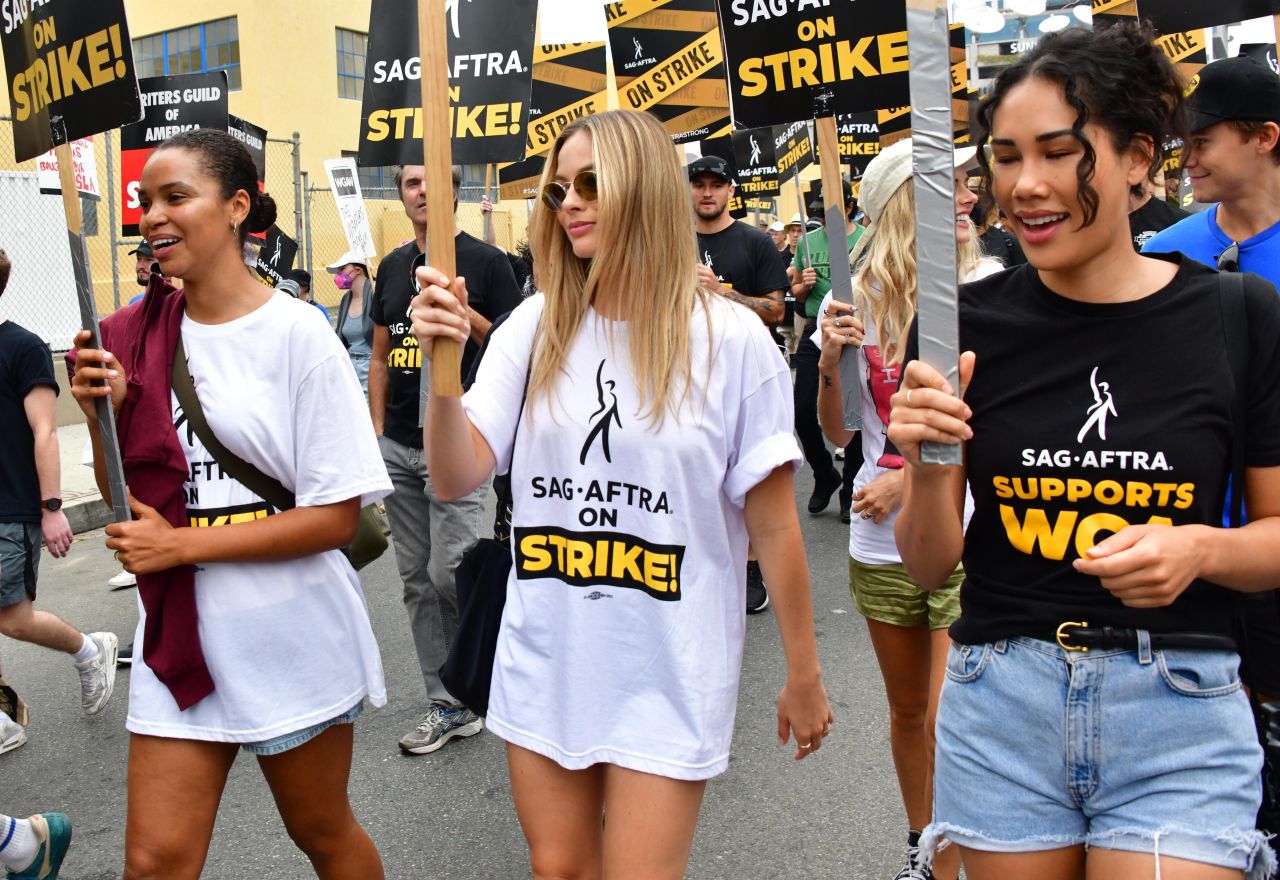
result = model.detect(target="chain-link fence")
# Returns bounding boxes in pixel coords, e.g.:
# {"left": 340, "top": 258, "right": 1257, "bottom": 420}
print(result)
{"left": 300, "top": 183, "right": 534, "bottom": 313}
{"left": 0, "top": 111, "right": 534, "bottom": 345}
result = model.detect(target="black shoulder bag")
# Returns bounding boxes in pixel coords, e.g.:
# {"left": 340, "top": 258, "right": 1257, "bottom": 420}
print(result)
{"left": 1218, "top": 272, "right": 1280, "bottom": 835}
{"left": 171, "top": 337, "right": 390, "bottom": 570}
{"left": 439, "top": 348, "right": 532, "bottom": 718}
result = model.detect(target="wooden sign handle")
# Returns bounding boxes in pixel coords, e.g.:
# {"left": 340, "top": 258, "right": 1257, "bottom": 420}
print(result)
{"left": 419, "top": 0, "right": 462, "bottom": 398}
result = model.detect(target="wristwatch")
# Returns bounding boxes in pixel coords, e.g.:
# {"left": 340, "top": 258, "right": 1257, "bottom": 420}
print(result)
{"left": 42, "top": 498, "right": 62, "bottom": 512}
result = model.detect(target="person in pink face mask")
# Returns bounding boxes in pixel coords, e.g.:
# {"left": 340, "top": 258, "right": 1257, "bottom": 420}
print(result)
{"left": 328, "top": 251, "right": 374, "bottom": 399}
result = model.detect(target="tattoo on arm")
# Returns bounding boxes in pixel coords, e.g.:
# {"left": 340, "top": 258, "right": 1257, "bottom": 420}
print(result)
{"left": 822, "top": 375, "right": 833, "bottom": 388}
{"left": 722, "top": 289, "right": 785, "bottom": 325}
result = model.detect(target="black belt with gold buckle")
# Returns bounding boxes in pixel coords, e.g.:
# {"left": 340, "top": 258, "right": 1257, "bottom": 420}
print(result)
{"left": 1054, "top": 621, "right": 1237, "bottom": 653}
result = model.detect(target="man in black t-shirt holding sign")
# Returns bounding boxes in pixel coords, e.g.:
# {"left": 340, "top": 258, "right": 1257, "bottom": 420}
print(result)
{"left": 689, "top": 155, "right": 788, "bottom": 614}
{"left": 369, "top": 164, "right": 521, "bottom": 756}
{"left": 690, "top": 156, "right": 788, "bottom": 327}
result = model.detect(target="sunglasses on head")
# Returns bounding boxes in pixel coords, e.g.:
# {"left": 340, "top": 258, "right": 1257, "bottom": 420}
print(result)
{"left": 1216, "top": 241, "right": 1240, "bottom": 273}
{"left": 541, "top": 170, "right": 598, "bottom": 212}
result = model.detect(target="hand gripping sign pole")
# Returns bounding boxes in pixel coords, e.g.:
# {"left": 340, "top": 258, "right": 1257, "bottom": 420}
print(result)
{"left": 54, "top": 119, "right": 131, "bottom": 523}
{"left": 418, "top": 0, "right": 463, "bottom": 419}
{"left": 906, "top": 0, "right": 963, "bottom": 466}
{"left": 814, "top": 108, "right": 862, "bottom": 431}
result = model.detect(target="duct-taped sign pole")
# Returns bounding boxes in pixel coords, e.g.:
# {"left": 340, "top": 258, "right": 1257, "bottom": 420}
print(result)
{"left": 56, "top": 122, "right": 131, "bottom": 524}
{"left": 906, "top": 0, "right": 963, "bottom": 466}
{"left": 814, "top": 108, "right": 862, "bottom": 431}
{"left": 418, "top": 0, "right": 463, "bottom": 420}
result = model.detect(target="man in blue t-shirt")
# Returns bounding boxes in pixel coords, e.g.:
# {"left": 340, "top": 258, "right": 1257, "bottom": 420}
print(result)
{"left": 1142, "top": 56, "right": 1280, "bottom": 285}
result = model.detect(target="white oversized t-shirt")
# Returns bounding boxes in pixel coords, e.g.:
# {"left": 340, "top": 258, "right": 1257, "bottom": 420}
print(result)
{"left": 127, "top": 293, "right": 392, "bottom": 743}
{"left": 462, "top": 294, "right": 801, "bottom": 780}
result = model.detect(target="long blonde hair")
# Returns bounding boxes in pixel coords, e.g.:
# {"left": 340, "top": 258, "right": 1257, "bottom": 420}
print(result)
{"left": 850, "top": 182, "right": 982, "bottom": 365}
{"left": 528, "top": 110, "right": 706, "bottom": 425}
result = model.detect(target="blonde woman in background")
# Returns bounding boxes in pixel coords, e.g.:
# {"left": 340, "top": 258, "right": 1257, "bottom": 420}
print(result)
{"left": 815, "top": 138, "right": 1002, "bottom": 880}
{"left": 407, "top": 109, "right": 834, "bottom": 880}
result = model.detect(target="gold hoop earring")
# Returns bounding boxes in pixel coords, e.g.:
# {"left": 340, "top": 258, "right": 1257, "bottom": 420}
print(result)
{"left": 232, "top": 221, "right": 239, "bottom": 237}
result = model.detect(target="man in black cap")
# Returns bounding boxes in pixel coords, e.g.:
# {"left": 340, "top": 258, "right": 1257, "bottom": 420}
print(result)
{"left": 125, "top": 241, "right": 157, "bottom": 307}
{"left": 689, "top": 155, "right": 787, "bottom": 326}
{"left": 688, "top": 154, "right": 788, "bottom": 614}
{"left": 1143, "top": 56, "right": 1280, "bottom": 284}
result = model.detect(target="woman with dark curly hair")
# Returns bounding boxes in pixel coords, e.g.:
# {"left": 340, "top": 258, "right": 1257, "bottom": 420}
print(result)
{"left": 889, "top": 22, "right": 1280, "bottom": 880}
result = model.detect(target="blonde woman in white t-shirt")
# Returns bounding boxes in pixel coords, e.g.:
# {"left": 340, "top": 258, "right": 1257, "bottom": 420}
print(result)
{"left": 815, "top": 138, "right": 1000, "bottom": 880}
{"left": 408, "top": 109, "right": 834, "bottom": 880}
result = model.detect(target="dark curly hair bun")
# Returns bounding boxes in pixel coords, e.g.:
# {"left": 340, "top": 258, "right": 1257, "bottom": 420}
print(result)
{"left": 248, "top": 192, "right": 277, "bottom": 234}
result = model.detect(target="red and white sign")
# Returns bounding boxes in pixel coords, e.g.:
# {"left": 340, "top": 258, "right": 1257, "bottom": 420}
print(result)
{"left": 36, "top": 139, "right": 102, "bottom": 200}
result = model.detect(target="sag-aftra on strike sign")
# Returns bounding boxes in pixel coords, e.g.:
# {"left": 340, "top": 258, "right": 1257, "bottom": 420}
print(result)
{"left": 2, "top": 0, "right": 142, "bottom": 162}
{"left": 717, "top": 0, "right": 910, "bottom": 128}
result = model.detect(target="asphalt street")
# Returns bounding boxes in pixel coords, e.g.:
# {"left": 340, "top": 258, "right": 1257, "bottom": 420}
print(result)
{"left": 3, "top": 468, "right": 916, "bottom": 879}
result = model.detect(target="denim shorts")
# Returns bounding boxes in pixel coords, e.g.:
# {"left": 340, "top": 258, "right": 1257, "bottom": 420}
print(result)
{"left": 240, "top": 702, "right": 363, "bottom": 756}
{"left": 0, "top": 522, "right": 39, "bottom": 608}
{"left": 922, "top": 635, "right": 1275, "bottom": 879}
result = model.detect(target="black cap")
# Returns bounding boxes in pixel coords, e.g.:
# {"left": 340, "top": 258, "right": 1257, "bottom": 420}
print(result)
{"left": 127, "top": 240, "right": 153, "bottom": 257}
{"left": 687, "top": 155, "right": 735, "bottom": 184}
{"left": 286, "top": 268, "right": 312, "bottom": 288}
{"left": 1189, "top": 56, "right": 1280, "bottom": 133}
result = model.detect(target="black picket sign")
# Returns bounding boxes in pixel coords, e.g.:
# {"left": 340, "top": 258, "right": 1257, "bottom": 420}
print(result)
{"left": 731, "top": 126, "right": 781, "bottom": 197}
{"left": 716, "top": 0, "right": 910, "bottom": 129}
{"left": 1, "top": 0, "right": 143, "bottom": 161}
{"left": 1138, "top": 0, "right": 1280, "bottom": 33}
{"left": 228, "top": 114, "right": 268, "bottom": 188}
{"left": 254, "top": 226, "right": 299, "bottom": 287}
{"left": 358, "top": 0, "right": 537, "bottom": 167}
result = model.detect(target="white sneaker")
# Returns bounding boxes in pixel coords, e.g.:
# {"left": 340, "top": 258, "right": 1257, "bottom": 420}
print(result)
{"left": 108, "top": 570, "right": 137, "bottom": 588}
{"left": 0, "top": 709, "right": 26, "bottom": 754}
{"left": 75, "top": 632, "right": 119, "bottom": 715}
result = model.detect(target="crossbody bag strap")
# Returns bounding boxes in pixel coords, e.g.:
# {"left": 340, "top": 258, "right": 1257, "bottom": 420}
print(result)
{"left": 1218, "top": 270, "right": 1248, "bottom": 529}
{"left": 171, "top": 335, "right": 297, "bottom": 512}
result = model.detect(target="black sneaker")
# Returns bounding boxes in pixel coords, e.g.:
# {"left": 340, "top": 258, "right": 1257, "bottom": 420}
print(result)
{"left": 118, "top": 642, "right": 133, "bottom": 666}
{"left": 840, "top": 504, "right": 852, "bottom": 524}
{"left": 894, "top": 830, "right": 933, "bottom": 880}
{"left": 893, "top": 847, "right": 933, "bottom": 880}
{"left": 746, "top": 561, "right": 770, "bottom": 614}
{"left": 807, "top": 469, "right": 841, "bottom": 515}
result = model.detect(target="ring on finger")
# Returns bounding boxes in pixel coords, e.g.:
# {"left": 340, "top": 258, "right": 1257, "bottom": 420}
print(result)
{"left": 860, "top": 510, "right": 873, "bottom": 520}
{"left": 799, "top": 742, "right": 812, "bottom": 749}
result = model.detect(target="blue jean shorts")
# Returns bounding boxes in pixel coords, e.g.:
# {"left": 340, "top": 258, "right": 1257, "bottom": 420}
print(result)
{"left": 240, "top": 702, "right": 363, "bottom": 756}
{"left": 923, "top": 635, "right": 1275, "bottom": 879}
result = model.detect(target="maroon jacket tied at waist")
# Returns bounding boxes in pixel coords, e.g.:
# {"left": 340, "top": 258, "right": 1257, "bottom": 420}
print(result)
{"left": 93, "top": 275, "right": 215, "bottom": 710}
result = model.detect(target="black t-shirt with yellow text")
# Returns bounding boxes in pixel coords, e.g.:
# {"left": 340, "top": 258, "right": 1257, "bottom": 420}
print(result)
{"left": 696, "top": 221, "right": 788, "bottom": 301}
{"left": 371, "top": 232, "right": 521, "bottom": 448}
{"left": 925, "top": 256, "right": 1280, "bottom": 643}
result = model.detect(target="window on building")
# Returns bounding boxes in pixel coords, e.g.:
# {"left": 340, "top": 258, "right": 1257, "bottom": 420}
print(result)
{"left": 132, "top": 18, "right": 241, "bottom": 90}
{"left": 336, "top": 29, "right": 368, "bottom": 100}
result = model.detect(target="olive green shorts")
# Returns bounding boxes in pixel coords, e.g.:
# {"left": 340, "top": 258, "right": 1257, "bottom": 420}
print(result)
{"left": 848, "top": 557, "right": 962, "bottom": 630}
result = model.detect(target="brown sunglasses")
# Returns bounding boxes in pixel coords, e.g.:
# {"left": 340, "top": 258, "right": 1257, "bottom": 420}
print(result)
{"left": 541, "top": 170, "right": 598, "bottom": 212}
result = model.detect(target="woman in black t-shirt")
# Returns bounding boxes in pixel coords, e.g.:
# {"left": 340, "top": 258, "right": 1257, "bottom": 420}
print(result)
{"left": 888, "top": 24, "right": 1280, "bottom": 880}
